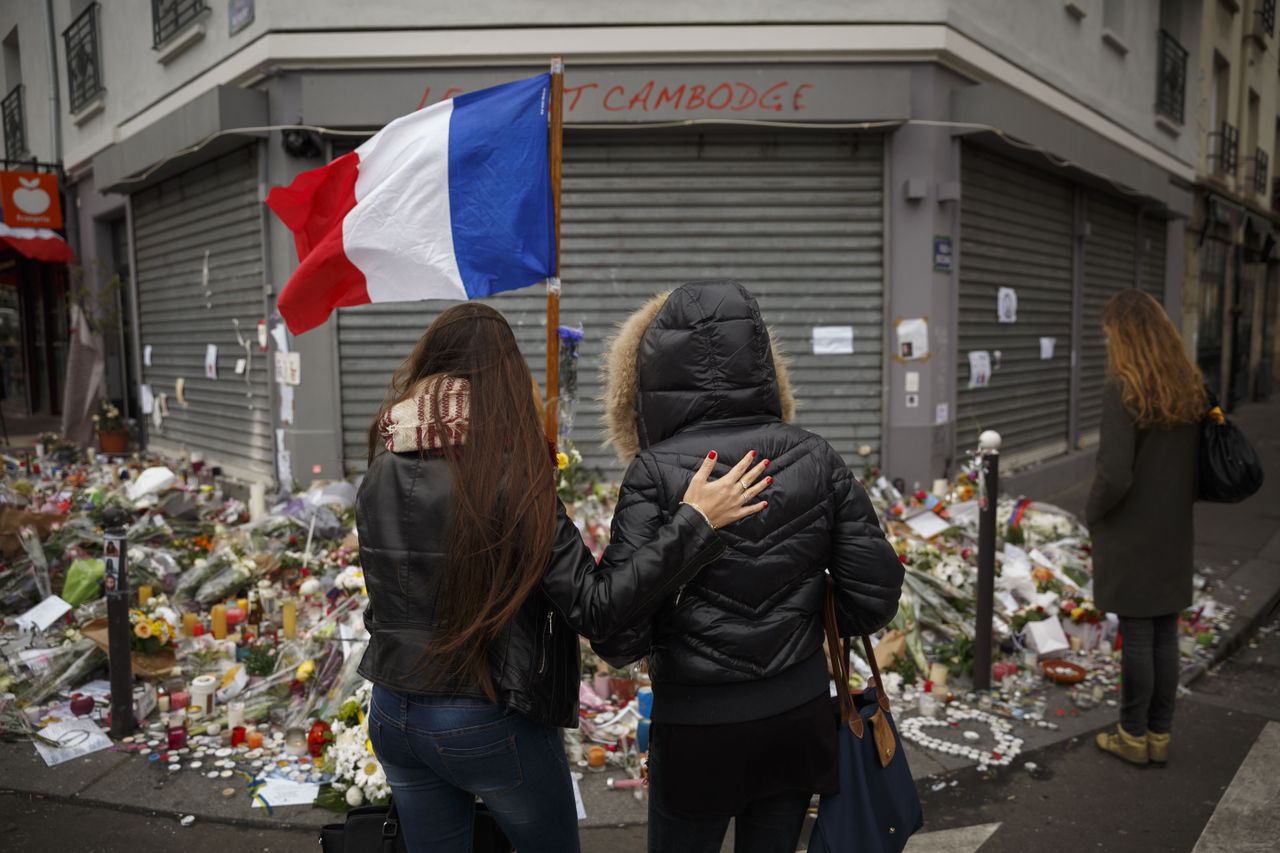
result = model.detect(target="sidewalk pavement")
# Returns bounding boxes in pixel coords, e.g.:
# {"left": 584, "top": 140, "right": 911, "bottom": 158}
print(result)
{"left": 2, "top": 401, "right": 1278, "bottom": 837}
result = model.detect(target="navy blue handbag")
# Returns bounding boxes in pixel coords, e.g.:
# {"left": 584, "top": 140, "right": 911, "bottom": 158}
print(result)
{"left": 808, "top": 588, "right": 924, "bottom": 853}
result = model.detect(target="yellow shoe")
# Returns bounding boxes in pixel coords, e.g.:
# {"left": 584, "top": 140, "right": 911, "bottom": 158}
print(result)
{"left": 1147, "top": 731, "right": 1170, "bottom": 764}
{"left": 1095, "top": 726, "right": 1149, "bottom": 766}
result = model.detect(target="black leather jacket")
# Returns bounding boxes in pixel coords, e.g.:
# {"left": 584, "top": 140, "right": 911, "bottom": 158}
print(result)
{"left": 592, "top": 281, "right": 905, "bottom": 724}
{"left": 355, "top": 451, "right": 724, "bottom": 729}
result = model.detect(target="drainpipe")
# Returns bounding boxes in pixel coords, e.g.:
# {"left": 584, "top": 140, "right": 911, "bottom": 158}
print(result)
{"left": 43, "top": 0, "right": 60, "bottom": 162}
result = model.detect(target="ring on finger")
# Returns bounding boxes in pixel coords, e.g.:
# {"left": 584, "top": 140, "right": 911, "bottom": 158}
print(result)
{"left": 739, "top": 480, "right": 750, "bottom": 490}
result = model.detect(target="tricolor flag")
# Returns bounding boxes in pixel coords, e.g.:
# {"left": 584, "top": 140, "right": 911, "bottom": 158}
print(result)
{"left": 266, "top": 74, "right": 555, "bottom": 334}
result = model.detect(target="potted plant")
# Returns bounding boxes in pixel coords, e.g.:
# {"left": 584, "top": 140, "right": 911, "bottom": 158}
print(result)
{"left": 93, "top": 399, "right": 128, "bottom": 453}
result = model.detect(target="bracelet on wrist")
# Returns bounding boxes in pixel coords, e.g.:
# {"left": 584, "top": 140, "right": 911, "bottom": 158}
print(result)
{"left": 680, "top": 500, "right": 716, "bottom": 530}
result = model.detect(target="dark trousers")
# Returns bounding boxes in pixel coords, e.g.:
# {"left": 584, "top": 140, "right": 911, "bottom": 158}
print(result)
{"left": 1118, "top": 614, "right": 1179, "bottom": 736}
{"left": 368, "top": 685, "right": 581, "bottom": 853}
{"left": 647, "top": 788, "right": 812, "bottom": 853}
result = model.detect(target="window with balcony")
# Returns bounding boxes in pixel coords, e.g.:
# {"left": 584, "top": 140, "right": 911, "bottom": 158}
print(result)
{"left": 1156, "top": 30, "right": 1188, "bottom": 123}
{"left": 2, "top": 84, "right": 26, "bottom": 158}
{"left": 151, "top": 0, "right": 206, "bottom": 48}
{"left": 1250, "top": 148, "right": 1269, "bottom": 194}
{"left": 63, "top": 3, "right": 102, "bottom": 114}
{"left": 1210, "top": 121, "right": 1241, "bottom": 177}
{"left": 1258, "top": 0, "right": 1276, "bottom": 37}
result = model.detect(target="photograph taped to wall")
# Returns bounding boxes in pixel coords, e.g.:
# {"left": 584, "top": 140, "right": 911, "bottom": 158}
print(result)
{"left": 205, "top": 345, "right": 219, "bottom": 380}
{"left": 997, "top": 287, "right": 1018, "bottom": 323}
{"left": 896, "top": 317, "right": 929, "bottom": 360}
{"left": 968, "top": 350, "right": 992, "bottom": 389}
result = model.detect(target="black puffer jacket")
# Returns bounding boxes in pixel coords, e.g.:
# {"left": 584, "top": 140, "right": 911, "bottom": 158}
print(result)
{"left": 356, "top": 448, "right": 725, "bottom": 729}
{"left": 592, "top": 281, "right": 904, "bottom": 725}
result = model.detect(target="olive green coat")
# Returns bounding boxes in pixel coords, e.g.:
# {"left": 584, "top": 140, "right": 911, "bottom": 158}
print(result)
{"left": 1085, "top": 382, "right": 1198, "bottom": 618}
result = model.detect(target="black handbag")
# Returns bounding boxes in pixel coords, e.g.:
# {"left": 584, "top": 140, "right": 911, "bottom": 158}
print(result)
{"left": 1199, "top": 391, "right": 1264, "bottom": 503}
{"left": 808, "top": 585, "right": 924, "bottom": 853}
{"left": 320, "top": 799, "right": 512, "bottom": 853}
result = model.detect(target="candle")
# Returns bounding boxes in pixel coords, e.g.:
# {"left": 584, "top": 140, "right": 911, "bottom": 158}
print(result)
{"left": 246, "top": 729, "right": 264, "bottom": 749}
{"left": 167, "top": 723, "right": 188, "bottom": 751}
{"left": 226, "top": 606, "right": 245, "bottom": 627}
{"left": 285, "top": 727, "right": 308, "bottom": 757}
{"left": 587, "top": 745, "right": 606, "bottom": 770}
{"left": 137, "top": 585, "right": 153, "bottom": 606}
{"left": 190, "top": 675, "right": 218, "bottom": 714}
{"left": 231, "top": 726, "right": 247, "bottom": 747}
{"left": 227, "top": 701, "right": 245, "bottom": 729}
{"left": 182, "top": 612, "right": 198, "bottom": 637}
{"left": 282, "top": 599, "right": 297, "bottom": 639}
{"left": 211, "top": 604, "right": 227, "bottom": 640}
{"left": 157, "top": 694, "right": 171, "bottom": 713}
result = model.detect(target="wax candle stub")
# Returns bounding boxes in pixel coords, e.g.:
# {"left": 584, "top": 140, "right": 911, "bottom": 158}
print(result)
{"left": 282, "top": 599, "right": 297, "bottom": 639}
{"left": 137, "top": 585, "right": 153, "bottom": 605}
{"left": 182, "top": 612, "right": 198, "bottom": 637}
{"left": 211, "top": 604, "right": 227, "bottom": 640}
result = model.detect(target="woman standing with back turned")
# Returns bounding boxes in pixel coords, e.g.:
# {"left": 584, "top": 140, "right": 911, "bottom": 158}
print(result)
{"left": 1088, "top": 289, "right": 1204, "bottom": 766}
{"left": 355, "top": 302, "right": 770, "bottom": 852}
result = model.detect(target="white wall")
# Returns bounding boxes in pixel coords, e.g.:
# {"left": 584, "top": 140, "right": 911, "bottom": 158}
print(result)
{"left": 0, "top": 0, "right": 56, "bottom": 162}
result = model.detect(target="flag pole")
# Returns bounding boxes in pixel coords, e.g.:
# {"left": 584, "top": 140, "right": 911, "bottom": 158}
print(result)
{"left": 545, "top": 57, "right": 565, "bottom": 445}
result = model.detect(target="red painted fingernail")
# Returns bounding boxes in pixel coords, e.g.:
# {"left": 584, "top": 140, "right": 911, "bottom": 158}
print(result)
{"left": 763, "top": 502, "right": 769, "bottom": 508}
{"left": 750, "top": 450, "right": 756, "bottom": 458}
{"left": 763, "top": 459, "right": 770, "bottom": 468}
{"left": 766, "top": 477, "right": 773, "bottom": 485}
{"left": 708, "top": 451, "right": 716, "bottom": 460}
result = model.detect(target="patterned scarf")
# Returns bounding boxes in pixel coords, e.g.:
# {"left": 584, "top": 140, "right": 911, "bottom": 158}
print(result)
{"left": 379, "top": 375, "right": 470, "bottom": 453}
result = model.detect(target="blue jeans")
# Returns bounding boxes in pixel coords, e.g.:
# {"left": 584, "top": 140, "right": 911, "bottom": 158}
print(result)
{"left": 368, "top": 685, "right": 581, "bottom": 853}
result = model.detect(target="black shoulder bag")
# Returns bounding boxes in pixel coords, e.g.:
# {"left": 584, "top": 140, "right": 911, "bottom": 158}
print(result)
{"left": 321, "top": 799, "right": 512, "bottom": 853}
{"left": 1199, "top": 390, "right": 1264, "bottom": 503}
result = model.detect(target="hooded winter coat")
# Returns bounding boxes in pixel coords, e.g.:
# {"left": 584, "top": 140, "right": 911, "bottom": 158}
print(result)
{"left": 593, "top": 281, "right": 904, "bottom": 725}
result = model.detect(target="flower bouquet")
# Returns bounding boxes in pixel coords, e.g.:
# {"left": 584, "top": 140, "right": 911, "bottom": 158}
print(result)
{"left": 1058, "top": 599, "right": 1107, "bottom": 650}
{"left": 93, "top": 400, "right": 128, "bottom": 454}
{"left": 314, "top": 683, "right": 391, "bottom": 811}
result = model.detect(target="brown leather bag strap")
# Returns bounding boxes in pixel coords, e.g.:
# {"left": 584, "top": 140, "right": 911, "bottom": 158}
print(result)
{"left": 822, "top": 583, "right": 852, "bottom": 724}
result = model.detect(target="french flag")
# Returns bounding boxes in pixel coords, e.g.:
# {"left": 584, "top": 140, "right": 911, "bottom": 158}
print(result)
{"left": 266, "top": 74, "right": 555, "bottom": 335}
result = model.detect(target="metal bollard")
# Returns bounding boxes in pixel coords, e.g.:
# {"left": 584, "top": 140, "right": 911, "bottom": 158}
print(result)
{"left": 972, "top": 430, "right": 1002, "bottom": 692}
{"left": 102, "top": 507, "right": 136, "bottom": 738}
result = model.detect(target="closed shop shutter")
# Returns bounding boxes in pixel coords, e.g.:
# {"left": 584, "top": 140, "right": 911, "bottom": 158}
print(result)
{"left": 957, "top": 146, "right": 1074, "bottom": 470}
{"left": 1078, "top": 193, "right": 1138, "bottom": 442}
{"left": 133, "top": 147, "right": 273, "bottom": 481}
{"left": 1140, "top": 214, "right": 1168, "bottom": 302}
{"left": 338, "top": 130, "right": 885, "bottom": 478}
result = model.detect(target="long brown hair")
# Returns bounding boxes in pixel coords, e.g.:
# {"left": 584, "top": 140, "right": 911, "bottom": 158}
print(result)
{"left": 367, "top": 303, "right": 555, "bottom": 698}
{"left": 1103, "top": 289, "right": 1204, "bottom": 428}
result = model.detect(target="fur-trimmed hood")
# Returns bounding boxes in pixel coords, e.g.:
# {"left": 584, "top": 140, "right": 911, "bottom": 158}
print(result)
{"left": 603, "top": 281, "right": 795, "bottom": 462}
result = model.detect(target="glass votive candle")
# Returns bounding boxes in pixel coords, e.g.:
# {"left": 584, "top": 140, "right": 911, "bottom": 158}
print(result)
{"left": 169, "top": 691, "right": 189, "bottom": 712}
{"left": 231, "top": 726, "right": 247, "bottom": 747}
{"left": 246, "top": 729, "right": 264, "bottom": 749}
{"left": 167, "top": 724, "right": 188, "bottom": 751}
{"left": 587, "top": 745, "right": 606, "bottom": 771}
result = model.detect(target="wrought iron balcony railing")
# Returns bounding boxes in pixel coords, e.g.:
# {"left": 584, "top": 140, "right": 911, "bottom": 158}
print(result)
{"left": 2, "top": 85, "right": 26, "bottom": 159}
{"left": 1249, "top": 149, "right": 1270, "bottom": 195}
{"left": 64, "top": 3, "right": 103, "bottom": 113}
{"left": 1258, "top": 0, "right": 1276, "bottom": 38}
{"left": 1156, "top": 29, "right": 1188, "bottom": 124}
{"left": 1209, "top": 121, "right": 1240, "bottom": 177}
{"left": 152, "top": 0, "right": 206, "bottom": 48}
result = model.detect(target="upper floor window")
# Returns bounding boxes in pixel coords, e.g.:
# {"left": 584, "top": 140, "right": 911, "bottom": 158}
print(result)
{"left": 1156, "top": 29, "right": 1188, "bottom": 123}
{"left": 64, "top": 3, "right": 103, "bottom": 113}
{"left": 152, "top": 0, "right": 207, "bottom": 48}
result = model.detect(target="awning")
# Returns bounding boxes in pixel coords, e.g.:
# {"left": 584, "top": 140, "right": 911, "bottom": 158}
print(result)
{"left": 0, "top": 223, "right": 75, "bottom": 263}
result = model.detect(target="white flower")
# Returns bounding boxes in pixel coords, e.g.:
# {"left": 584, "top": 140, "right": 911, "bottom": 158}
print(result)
{"left": 345, "top": 785, "right": 364, "bottom": 807}
{"left": 335, "top": 565, "right": 365, "bottom": 592}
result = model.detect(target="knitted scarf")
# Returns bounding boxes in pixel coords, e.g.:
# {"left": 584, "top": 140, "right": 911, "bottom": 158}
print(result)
{"left": 379, "top": 375, "right": 470, "bottom": 453}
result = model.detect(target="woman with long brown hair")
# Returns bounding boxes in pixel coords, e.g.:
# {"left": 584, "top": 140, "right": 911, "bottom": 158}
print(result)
{"left": 1087, "top": 289, "right": 1204, "bottom": 766}
{"left": 354, "top": 302, "right": 769, "bottom": 852}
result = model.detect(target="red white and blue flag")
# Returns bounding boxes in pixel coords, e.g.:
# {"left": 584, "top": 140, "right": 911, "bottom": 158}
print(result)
{"left": 266, "top": 74, "right": 555, "bottom": 334}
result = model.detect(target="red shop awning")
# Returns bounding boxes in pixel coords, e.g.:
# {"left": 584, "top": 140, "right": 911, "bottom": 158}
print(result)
{"left": 0, "top": 223, "right": 75, "bottom": 263}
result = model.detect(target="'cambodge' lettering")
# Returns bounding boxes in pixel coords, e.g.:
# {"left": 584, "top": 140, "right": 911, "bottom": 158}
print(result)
{"left": 417, "top": 78, "right": 815, "bottom": 115}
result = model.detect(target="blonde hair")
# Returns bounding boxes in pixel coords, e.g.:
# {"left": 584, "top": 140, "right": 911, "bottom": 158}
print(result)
{"left": 1103, "top": 290, "right": 1204, "bottom": 428}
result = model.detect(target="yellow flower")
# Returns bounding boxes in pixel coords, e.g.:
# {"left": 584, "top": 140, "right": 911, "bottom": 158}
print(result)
{"left": 1071, "top": 607, "right": 1085, "bottom": 621}
{"left": 556, "top": 452, "right": 569, "bottom": 470}
{"left": 296, "top": 659, "right": 316, "bottom": 682}
{"left": 134, "top": 621, "right": 153, "bottom": 639}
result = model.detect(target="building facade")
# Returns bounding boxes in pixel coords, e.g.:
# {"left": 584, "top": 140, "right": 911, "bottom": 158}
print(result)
{"left": 3, "top": 0, "right": 1270, "bottom": 494}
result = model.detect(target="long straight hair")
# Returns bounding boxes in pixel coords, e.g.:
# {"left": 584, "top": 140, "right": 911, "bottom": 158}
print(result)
{"left": 1103, "top": 289, "right": 1205, "bottom": 428}
{"left": 367, "top": 302, "right": 555, "bottom": 699}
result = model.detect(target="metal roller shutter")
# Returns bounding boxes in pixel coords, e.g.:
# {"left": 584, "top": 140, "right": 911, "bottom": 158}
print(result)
{"left": 1078, "top": 193, "right": 1138, "bottom": 441}
{"left": 339, "top": 130, "right": 885, "bottom": 478}
{"left": 133, "top": 147, "right": 274, "bottom": 481}
{"left": 957, "top": 146, "right": 1074, "bottom": 470}
{"left": 1140, "top": 214, "right": 1168, "bottom": 302}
